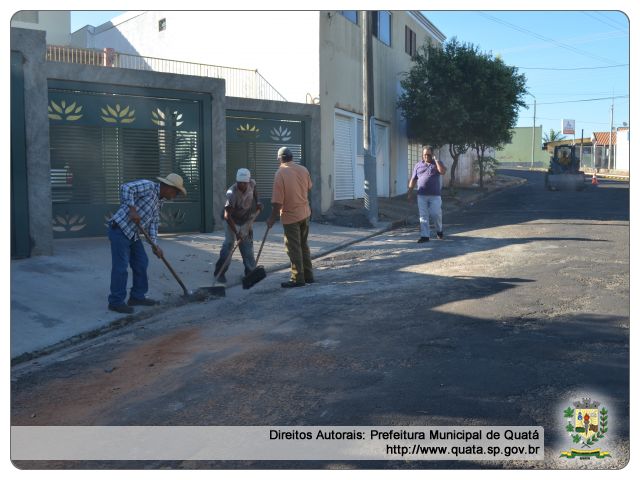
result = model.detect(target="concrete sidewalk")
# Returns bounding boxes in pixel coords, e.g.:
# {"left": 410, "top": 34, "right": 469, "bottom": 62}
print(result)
{"left": 10, "top": 221, "right": 391, "bottom": 361}
{"left": 10, "top": 173, "right": 526, "bottom": 362}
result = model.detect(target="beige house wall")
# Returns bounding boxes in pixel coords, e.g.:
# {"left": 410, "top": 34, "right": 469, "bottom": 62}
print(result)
{"left": 319, "top": 11, "right": 444, "bottom": 211}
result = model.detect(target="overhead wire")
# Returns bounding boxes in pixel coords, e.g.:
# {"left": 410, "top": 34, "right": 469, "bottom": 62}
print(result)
{"left": 477, "top": 12, "right": 620, "bottom": 65}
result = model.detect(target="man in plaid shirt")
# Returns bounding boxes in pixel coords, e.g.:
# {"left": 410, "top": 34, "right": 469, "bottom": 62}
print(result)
{"left": 107, "top": 173, "right": 186, "bottom": 314}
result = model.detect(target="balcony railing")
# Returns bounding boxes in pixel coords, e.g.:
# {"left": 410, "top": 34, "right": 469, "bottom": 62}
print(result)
{"left": 46, "top": 45, "right": 287, "bottom": 102}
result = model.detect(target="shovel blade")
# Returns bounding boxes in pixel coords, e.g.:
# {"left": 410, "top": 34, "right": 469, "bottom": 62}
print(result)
{"left": 195, "top": 286, "right": 226, "bottom": 297}
{"left": 242, "top": 266, "right": 266, "bottom": 289}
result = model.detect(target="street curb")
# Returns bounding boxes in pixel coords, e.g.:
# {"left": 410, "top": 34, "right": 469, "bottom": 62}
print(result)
{"left": 11, "top": 178, "right": 526, "bottom": 366}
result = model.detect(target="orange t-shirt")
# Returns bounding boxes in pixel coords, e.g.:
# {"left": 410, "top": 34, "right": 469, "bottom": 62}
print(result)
{"left": 271, "top": 161, "right": 312, "bottom": 225}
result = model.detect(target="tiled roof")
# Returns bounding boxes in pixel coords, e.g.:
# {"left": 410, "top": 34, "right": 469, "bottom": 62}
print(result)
{"left": 593, "top": 131, "right": 617, "bottom": 146}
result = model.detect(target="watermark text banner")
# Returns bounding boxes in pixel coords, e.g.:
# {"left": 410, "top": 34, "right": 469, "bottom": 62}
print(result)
{"left": 12, "top": 426, "right": 544, "bottom": 461}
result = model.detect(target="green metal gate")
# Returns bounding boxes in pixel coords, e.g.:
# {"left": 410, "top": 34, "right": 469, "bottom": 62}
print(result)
{"left": 226, "top": 111, "right": 308, "bottom": 220}
{"left": 48, "top": 81, "right": 212, "bottom": 238}
{"left": 11, "top": 50, "right": 30, "bottom": 258}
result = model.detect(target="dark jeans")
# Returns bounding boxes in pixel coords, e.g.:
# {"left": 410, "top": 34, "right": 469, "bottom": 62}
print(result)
{"left": 108, "top": 226, "right": 149, "bottom": 306}
{"left": 283, "top": 217, "right": 313, "bottom": 283}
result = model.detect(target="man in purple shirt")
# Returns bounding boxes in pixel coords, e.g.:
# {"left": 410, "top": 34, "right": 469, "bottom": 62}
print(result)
{"left": 408, "top": 146, "right": 447, "bottom": 243}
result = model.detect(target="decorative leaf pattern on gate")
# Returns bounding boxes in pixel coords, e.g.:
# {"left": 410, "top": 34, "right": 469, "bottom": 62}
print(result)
{"left": 48, "top": 100, "right": 83, "bottom": 121}
{"left": 101, "top": 104, "right": 136, "bottom": 124}
{"left": 160, "top": 208, "right": 186, "bottom": 229}
{"left": 52, "top": 213, "right": 87, "bottom": 232}
{"left": 151, "top": 107, "right": 184, "bottom": 127}
{"left": 236, "top": 123, "right": 260, "bottom": 139}
{"left": 270, "top": 126, "right": 292, "bottom": 142}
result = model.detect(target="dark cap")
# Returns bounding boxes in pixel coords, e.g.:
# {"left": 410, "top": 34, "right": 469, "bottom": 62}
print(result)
{"left": 277, "top": 146, "right": 292, "bottom": 158}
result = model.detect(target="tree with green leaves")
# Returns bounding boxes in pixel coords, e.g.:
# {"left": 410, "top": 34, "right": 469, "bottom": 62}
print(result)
{"left": 398, "top": 39, "right": 479, "bottom": 187}
{"left": 543, "top": 129, "right": 566, "bottom": 143}
{"left": 468, "top": 53, "right": 527, "bottom": 188}
{"left": 398, "top": 38, "right": 527, "bottom": 188}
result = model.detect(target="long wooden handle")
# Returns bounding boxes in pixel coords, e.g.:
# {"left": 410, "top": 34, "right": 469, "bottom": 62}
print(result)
{"left": 214, "top": 240, "right": 239, "bottom": 282}
{"left": 254, "top": 225, "right": 271, "bottom": 265}
{"left": 137, "top": 224, "right": 190, "bottom": 295}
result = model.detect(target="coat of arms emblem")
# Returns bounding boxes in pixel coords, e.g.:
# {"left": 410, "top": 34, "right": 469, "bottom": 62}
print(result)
{"left": 561, "top": 398, "right": 610, "bottom": 459}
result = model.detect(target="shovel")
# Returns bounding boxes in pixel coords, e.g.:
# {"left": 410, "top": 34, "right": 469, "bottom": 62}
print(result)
{"left": 209, "top": 211, "right": 261, "bottom": 296}
{"left": 242, "top": 224, "right": 271, "bottom": 289}
{"left": 208, "top": 239, "right": 241, "bottom": 297}
{"left": 137, "top": 225, "right": 219, "bottom": 300}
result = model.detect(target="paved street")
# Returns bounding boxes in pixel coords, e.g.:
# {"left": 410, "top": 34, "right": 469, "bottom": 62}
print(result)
{"left": 11, "top": 170, "right": 629, "bottom": 469}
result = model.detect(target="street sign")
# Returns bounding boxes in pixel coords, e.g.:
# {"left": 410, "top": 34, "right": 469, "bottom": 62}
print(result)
{"left": 562, "top": 119, "right": 575, "bottom": 135}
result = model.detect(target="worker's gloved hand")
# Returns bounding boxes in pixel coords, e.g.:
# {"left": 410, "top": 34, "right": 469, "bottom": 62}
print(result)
{"left": 256, "top": 202, "right": 263, "bottom": 212}
{"left": 152, "top": 245, "right": 163, "bottom": 259}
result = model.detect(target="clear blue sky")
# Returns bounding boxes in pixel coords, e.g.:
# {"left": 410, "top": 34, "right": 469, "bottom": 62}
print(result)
{"left": 423, "top": 11, "right": 630, "bottom": 139}
{"left": 70, "top": 11, "right": 124, "bottom": 33}
{"left": 70, "top": 10, "right": 630, "bottom": 140}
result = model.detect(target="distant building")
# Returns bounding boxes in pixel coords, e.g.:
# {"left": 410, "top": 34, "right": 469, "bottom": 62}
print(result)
{"left": 495, "top": 126, "right": 548, "bottom": 168}
{"left": 10, "top": 11, "right": 70, "bottom": 45}
{"left": 592, "top": 127, "right": 629, "bottom": 172}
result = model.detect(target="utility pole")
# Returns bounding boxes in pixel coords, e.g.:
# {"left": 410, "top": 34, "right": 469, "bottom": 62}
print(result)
{"left": 580, "top": 128, "right": 584, "bottom": 168}
{"left": 530, "top": 95, "right": 536, "bottom": 169}
{"left": 362, "top": 10, "right": 378, "bottom": 226}
{"left": 608, "top": 100, "right": 614, "bottom": 170}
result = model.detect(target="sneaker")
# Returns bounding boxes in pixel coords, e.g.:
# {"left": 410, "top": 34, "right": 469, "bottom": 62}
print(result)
{"left": 109, "top": 304, "right": 134, "bottom": 314}
{"left": 281, "top": 281, "right": 306, "bottom": 288}
{"left": 305, "top": 278, "right": 315, "bottom": 284}
{"left": 437, "top": 231, "right": 444, "bottom": 240}
{"left": 127, "top": 297, "right": 159, "bottom": 306}
{"left": 417, "top": 237, "right": 430, "bottom": 243}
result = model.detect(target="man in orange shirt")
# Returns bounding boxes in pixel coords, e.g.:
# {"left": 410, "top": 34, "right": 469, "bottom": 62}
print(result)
{"left": 267, "top": 147, "right": 314, "bottom": 288}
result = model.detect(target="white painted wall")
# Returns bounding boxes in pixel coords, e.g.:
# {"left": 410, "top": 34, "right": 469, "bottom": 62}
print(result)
{"left": 76, "top": 11, "right": 319, "bottom": 103}
{"left": 11, "top": 11, "right": 70, "bottom": 45}
{"left": 615, "top": 128, "right": 629, "bottom": 172}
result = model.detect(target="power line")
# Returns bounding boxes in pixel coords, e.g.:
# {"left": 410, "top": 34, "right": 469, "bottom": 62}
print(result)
{"left": 518, "top": 63, "right": 628, "bottom": 71}
{"left": 519, "top": 116, "right": 618, "bottom": 126}
{"left": 478, "top": 12, "right": 620, "bottom": 65}
{"left": 525, "top": 95, "right": 629, "bottom": 106}
{"left": 582, "top": 11, "right": 628, "bottom": 32}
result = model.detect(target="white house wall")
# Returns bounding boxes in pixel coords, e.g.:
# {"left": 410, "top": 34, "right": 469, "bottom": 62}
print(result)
{"left": 76, "top": 11, "right": 320, "bottom": 104}
{"left": 616, "top": 129, "right": 629, "bottom": 172}
{"left": 11, "top": 11, "right": 70, "bottom": 46}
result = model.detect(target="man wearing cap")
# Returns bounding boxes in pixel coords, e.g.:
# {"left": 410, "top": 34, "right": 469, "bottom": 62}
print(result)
{"left": 107, "top": 173, "right": 186, "bottom": 313}
{"left": 213, "top": 168, "right": 263, "bottom": 286}
{"left": 267, "top": 147, "right": 314, "bottom": 288}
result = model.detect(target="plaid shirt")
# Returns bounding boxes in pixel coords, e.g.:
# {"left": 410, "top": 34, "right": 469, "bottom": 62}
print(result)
{"left": 110, "top": 180, "right": 164, "bottom": 243}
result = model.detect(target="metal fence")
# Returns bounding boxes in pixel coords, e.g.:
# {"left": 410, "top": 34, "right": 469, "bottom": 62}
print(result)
{"left": 46, "top": 45, "right": 287, "bottom": 102}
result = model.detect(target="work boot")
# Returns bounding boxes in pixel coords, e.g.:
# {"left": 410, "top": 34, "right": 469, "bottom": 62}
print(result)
{"left": 127, "top": 297, "right": 159, "bottom": 306}
{"left": 109, "top": 304, "right": 134, "bottom": 314}
{"left": 417, "top": 237, "right": 430, "bottom": 243}
{"left": 437, "top": 231, "right": 444, "bottom": 240}
{"left": 281, "top": 281, "right": 305, "bottom": 288}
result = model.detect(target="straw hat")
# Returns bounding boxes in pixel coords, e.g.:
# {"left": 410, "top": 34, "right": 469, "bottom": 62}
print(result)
{"left": 157, "top": 173, "right": 186, "bottom": 196}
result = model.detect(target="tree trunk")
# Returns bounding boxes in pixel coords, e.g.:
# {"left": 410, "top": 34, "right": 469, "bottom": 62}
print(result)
{"left": 448, "top": 144, "right": 459, "bottom": 188}
{"left": 476, "top": 145, "right": 486, "bottom": 189}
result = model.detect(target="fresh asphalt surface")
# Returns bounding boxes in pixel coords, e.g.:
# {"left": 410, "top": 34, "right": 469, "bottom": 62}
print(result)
{"left": 11, "top": 169, "right": 629, "bottom": 469}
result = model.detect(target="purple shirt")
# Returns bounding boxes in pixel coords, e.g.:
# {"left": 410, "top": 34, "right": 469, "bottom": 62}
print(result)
{"left": 412, "top": 161, "right": 441, "bottom": 196}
